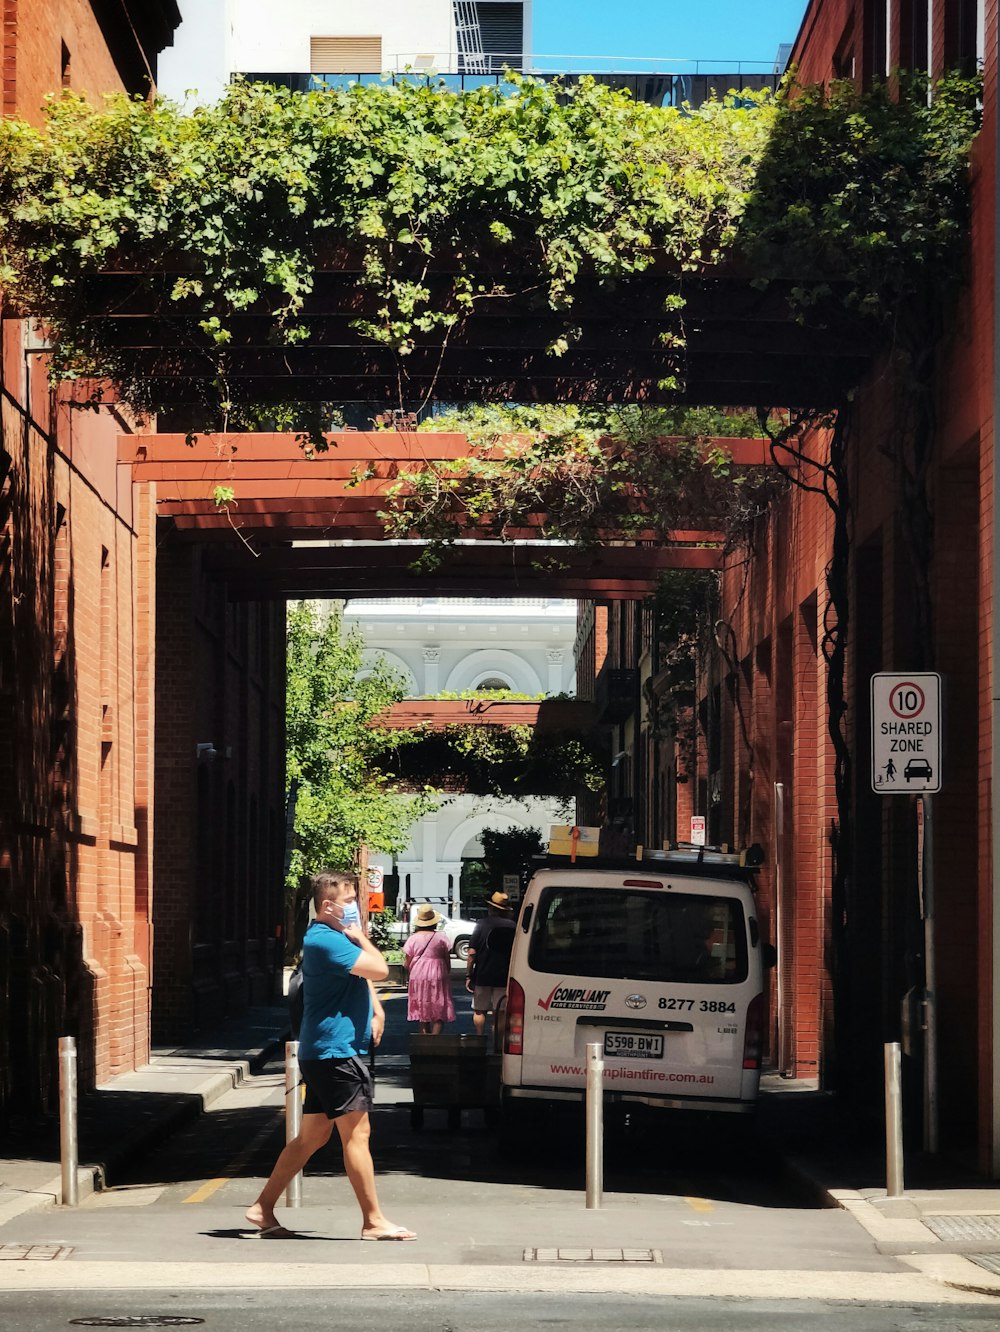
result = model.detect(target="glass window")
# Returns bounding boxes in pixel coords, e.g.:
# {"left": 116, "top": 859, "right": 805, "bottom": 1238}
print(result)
{"left": 528, "top": 885, "right": 748, "bottom": 984}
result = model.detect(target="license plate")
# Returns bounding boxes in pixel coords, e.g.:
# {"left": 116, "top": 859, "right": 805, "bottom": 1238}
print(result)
{"left": 603, "top": 1031, "right": 664, "bottom": 1059}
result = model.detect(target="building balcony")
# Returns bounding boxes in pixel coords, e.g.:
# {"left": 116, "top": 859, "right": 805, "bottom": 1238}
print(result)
{"left": 594, "top": 667, "right": 638, "bottom": 725}
{"left": 239, "top": 67, "right": 782, "bottom": 110}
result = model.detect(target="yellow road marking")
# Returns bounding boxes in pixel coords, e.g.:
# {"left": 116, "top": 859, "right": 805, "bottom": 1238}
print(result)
{"left": 684, "top": 1196, "right": 715, "bottom": 1212}
{"left": 182, "top": 1177, "right": 228, "bottom": 1205}
{"left": 182, "top": 1103, "right": 288, "bottom": 1204}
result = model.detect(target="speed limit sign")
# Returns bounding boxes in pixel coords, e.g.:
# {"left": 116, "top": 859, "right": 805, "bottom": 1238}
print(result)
{"left": 871, "top": 673, "right": 942, "bottom": 793}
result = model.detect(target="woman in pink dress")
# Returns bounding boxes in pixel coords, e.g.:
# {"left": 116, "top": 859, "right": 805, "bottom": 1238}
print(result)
{"left": 403, "top": 904, "right": 456, "bottom": 1035}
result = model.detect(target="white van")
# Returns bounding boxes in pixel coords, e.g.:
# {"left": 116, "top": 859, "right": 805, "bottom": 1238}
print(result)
{"left": 501, "top": 848, "right": 769, "bottom": 1120}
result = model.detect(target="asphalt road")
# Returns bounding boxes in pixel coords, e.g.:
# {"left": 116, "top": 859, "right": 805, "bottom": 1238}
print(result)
{"left": 5, "top": 1289, "right": 1000, "bottom": 1332}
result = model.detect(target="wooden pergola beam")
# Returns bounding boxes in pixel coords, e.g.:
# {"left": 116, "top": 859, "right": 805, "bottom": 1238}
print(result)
{"left": 124, "top": 431, "right": 772, "bottom": 469}
{"left": 93, "top": 315, "right": 876, "bottom": 359}
{"left": 167, "top": 518, "right": 688, "bottom": 543}
{"left": 130, "top": 371, "right": 854, "bottom": 408}
{"left": 205, "top": 543, "right": 717, "bottom": 575}
{"left": 375, "top": 699, "right": 597, "bottom": 731}
{"left": 159, "top": 497, "right": 726, "bottom": 535}
{"left": 79, "top": 272, "right": 846, "bottom": 323}
{"left": 224, "top": 578, "right": 674, "bottom": 600}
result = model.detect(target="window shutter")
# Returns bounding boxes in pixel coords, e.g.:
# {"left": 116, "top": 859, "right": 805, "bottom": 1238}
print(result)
{"left": 476, "top": 3, "right": 524, "bottom": 63}
{"left": 310, "top": 36, "right": 383, "bottom": 74}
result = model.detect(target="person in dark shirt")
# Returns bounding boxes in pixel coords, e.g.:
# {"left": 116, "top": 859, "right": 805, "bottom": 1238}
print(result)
{"left": 466, "top": 891, "right": 516, "bottom": 1044}
{"left": 245, "top": 869, "right": 415, "bottom": 1242}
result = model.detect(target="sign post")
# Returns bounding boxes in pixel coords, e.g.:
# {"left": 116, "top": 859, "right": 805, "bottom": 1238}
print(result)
{"left": 871, "top": 673, "right": 942, "bottom": 1153}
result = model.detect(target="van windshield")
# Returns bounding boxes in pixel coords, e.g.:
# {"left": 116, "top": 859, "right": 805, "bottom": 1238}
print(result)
{"left": 528, "top": 886, "right": 748, "bottom": 984}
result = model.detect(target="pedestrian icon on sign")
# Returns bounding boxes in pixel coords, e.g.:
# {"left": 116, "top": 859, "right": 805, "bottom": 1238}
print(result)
{"left": 884, "top": 757, "right": 896, "bottom": 783}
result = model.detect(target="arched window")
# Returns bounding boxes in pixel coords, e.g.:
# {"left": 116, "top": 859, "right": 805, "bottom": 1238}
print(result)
{"left": 476, "top": 677, "right": 510, "bottom": 692}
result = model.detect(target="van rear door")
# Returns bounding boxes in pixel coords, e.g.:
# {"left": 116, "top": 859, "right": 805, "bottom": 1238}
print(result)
{"left": 510, "top": 871, "right": 759, "bottom": 1108}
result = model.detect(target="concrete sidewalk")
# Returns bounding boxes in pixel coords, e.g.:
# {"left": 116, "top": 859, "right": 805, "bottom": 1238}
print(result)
{"left": 2, "top": 1006, "right": 999, "bottom": 1300}
{"left": 754, "top": 1075, "right": 1000, "bottom": 1299}
{"left": 0, "top": 1004, "right": 289, "bottom": 1225}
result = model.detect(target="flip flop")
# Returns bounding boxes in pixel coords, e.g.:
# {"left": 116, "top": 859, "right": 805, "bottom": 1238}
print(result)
{"left": 256, "top": 1224, "right": 297, "bottom": 1239}
{"left": 360, "top": 1224, "right": 417, "bottom": 1241}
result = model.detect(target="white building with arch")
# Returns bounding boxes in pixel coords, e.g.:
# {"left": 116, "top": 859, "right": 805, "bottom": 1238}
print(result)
{"left": 343, "top": 596, "right": 576, "bottom": 913}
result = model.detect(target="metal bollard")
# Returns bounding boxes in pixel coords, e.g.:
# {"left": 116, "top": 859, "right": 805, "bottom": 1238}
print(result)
{"left": 884, "top": 1041, "right": 904, "bottom": 1198}
{"left": 58, "top": 1037, "right": 78, "bottom": 1207}
{"left": 285, "top": 1040, "right": 303, "bottom": 1207}
{"left": 585, "top": 1041, "right": 604, "bottom": 1209}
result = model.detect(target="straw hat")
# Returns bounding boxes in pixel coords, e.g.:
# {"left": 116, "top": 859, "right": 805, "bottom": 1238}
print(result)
{"left": 413, "top": 903, "right": 443, "bottom": 928}
{"left": 486, "top": 891, "right": 513, "bottom": 912}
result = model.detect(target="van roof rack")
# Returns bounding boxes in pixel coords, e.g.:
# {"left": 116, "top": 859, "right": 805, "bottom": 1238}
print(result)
{"left": 530, "top": 842, "right": 763, "bottom": 883}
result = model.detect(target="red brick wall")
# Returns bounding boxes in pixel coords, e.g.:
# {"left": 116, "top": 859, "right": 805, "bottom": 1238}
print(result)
{"left": 6, "top": 0, "right": 129, "bottom": 124}
{"left": 0, "top": 1, "right": 177, "bottom": 1118}
{"left": 715, "top": 0, "right": 1000, "bottom": 1164}
{"left": 0, "top": 322, "right": 156, "bottom": 1111}
{"left": 3, "top": 0, "right": 177, "bottom": 121}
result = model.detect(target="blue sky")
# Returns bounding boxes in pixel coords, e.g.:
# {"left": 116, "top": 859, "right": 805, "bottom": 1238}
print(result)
{"left": 531, "top": 1, "right": 808, "bottom": 70}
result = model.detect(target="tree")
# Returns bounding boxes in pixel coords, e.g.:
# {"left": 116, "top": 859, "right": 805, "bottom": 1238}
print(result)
{"left": 285, "top": 601, "right": 439, "bottom": 891}
{"left": 481, "top": 825, "right": 546, "bottom": 886}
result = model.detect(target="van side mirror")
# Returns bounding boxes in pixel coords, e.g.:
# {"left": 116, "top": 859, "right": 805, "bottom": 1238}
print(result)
{"left": 763, "top": 943, "right": 777, "bottom": 969}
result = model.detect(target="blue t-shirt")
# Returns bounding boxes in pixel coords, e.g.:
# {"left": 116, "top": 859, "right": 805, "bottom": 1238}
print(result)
{"left": 297, "top": 921, "right": 371, "bottom": 1060}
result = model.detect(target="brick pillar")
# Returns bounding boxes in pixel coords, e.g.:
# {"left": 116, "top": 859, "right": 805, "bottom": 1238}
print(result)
{"left": 131, "top": 480, "right": 156, "bottom": 1065}
{"left": 151, "top": 543, "right": 197, "bottom": 1041}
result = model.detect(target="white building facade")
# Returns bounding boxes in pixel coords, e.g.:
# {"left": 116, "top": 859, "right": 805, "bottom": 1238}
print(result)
{"left": 343, "top": 596, "right": 575, "bottom": 914}
{"left": 159, "top": 1, "right": 532, "bottom": 102}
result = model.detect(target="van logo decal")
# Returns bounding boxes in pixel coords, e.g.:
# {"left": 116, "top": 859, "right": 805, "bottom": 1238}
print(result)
{"left": 625, "top": 994, "right": 646, "bottom": 1010}
{"left": 538, "top": 983, "right": 611, "bottom": 1012}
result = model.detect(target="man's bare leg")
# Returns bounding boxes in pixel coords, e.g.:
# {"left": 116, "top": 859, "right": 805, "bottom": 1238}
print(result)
{"left": 472, "top": 1009, "right": 486, "bottom": 1036}
{"left": 245, "top": 1112, "right": 333, "bottom": 1232}
{"left": 337, "top": 1110, "right": 415, "bottom": 1239}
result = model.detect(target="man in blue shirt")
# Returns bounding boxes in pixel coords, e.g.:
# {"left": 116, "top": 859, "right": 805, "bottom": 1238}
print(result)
{"left": 246, "top": 869, "right": 416, "bottom": 1241}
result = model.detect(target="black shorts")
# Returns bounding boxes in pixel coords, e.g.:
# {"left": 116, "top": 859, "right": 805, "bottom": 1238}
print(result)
{"left": 300, "top": 1056, "right": 374, "bottom": 1119}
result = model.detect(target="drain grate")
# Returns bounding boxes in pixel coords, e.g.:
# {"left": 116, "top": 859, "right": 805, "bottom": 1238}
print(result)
{"left": 0, "top": 1243, "right": 73, "bottom": 1261}
{"left": 525, "top": 1247, "right": 662, "bottom": 1263}
{"left": 967, "top": 1254, "right": 1000, "bottom": 1278}
{"left": 69, "top": 1320, "right": 205, "bottom": 1328}
{"left": 923, "top": 1215, "right": 1000, "bottom": 1243}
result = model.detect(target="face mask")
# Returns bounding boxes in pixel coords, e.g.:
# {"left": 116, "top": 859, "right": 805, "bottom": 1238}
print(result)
{"left": 339, "top": 902, "right": 361, "bottom": 928}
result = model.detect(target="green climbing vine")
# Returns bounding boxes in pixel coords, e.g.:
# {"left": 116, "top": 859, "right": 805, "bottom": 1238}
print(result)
{"left": 357, "top": 403, "right": 783, "bottom": 553}
{"left": 0, "top": 75, "right": 777, "bottom": 434}
{"left": 0, "top": 72, "right": 978, "bottom": 437}
{"left": 378, "top": 720, "right": 606, "bottom": 798}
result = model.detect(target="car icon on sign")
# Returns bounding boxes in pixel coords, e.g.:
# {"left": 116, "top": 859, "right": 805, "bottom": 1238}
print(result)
{"left": 904, "top": 758, "right": 933, "bottom": 782}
